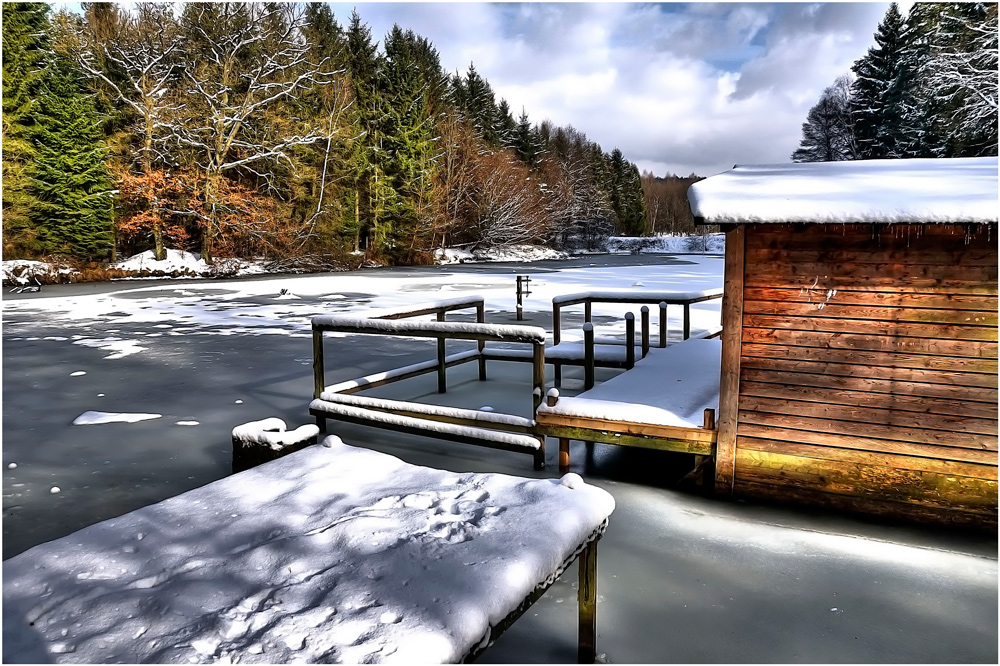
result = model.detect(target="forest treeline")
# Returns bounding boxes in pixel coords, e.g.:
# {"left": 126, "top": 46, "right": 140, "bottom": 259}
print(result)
{"left": 3, "top": 2, "right": 702, "bottom": 270}
{"left": 792, "top": 2, "right": 997, "bottom": 163}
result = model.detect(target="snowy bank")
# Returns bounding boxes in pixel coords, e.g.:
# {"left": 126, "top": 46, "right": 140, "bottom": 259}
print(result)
{"left": 3, "top": 437, "right": 615, "bottom": 664}
{"left": 434, "top": 244, "right": 567, "bottom": 264}
{"left": 605, "top": 233, "right": 725, "bottom": 254}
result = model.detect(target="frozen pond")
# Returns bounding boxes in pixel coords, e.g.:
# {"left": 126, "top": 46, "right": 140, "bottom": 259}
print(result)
{"left": 3, "top": 253, "right": 997, "bottom": 664}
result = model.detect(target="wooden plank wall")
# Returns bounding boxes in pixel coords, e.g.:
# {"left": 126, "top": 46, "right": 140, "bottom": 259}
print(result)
{"left": 732, "top": 223, "right": 998, "bottom": 527}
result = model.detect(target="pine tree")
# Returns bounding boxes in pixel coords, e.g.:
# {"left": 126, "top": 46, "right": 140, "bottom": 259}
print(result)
{"left": 496, "top": 99, "right": 517, "bottom": 149}
{"left": 344, "top": 9, "right": 381, "bottom": 254}
{"left": 851, "top": 3, "right": 908, "bottom": 158}
{"left": 2, "top": 2, "right": 51, "bottom": 257}
{"left": 513, "top": 109, "right": 542, "bottom": 167}
{"left": 791, "top": 76, "right": 857, "bottom": 162}
{"left": 30, "top": 55, "right": 115, "bottom": 260}
{"left": 375, "top": 25, "right": 443, "bottom": 261}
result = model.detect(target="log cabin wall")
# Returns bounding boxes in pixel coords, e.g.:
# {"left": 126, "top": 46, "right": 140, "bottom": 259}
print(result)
{"left": 726, "top": 222, "right": 998, "bottom": 527}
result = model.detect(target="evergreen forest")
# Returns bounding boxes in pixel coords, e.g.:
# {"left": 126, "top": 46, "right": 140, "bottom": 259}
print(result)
{"left": 2, "top": 2, "right": 654, "bottom": 270}
{"left": 792, "top": 2, "right": 998, "bottom": 163}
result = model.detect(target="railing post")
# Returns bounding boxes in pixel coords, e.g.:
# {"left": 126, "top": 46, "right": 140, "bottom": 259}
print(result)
{"left": 625, "top": 312, "right": 635, "bottom": 370}
{"left": 683, "top": 302, "right": 691, "bottom": 340}
{"left": 532, "top": 342, "right": 546, "bottom": 413}
{"left": 477, "top": 301, "right": 487, "bottom": 380}
{"left": 640, "top": 306, "right": 650, "bottom": 358}
{"left": 584, "top": 301, "right": 592, "bottom": 326}
{"left": 583, "top": 322, "right": 595, "bottom": 390}
{"left": 553, "top": 302, "right": 563, "bottom": 346}
{"left": 436, "top": 311, "right": 447, "bottom": 393}
{"left": 659, "top": 301, "right": 668, "bottom": 348}
{"left": 312, "top": 326, "right": 325, "bottom": 399}
{"left": 516, "top": 275, "right": 531, "bottom": 321}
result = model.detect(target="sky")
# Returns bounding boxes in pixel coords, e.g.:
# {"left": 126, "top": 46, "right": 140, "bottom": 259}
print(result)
{"left": 328, "top": 2, "right": 896, "bottom": 177}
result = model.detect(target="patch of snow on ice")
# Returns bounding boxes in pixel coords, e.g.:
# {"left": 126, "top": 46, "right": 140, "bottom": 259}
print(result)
{"left": 176, "top": 421, "right": 200, "bottom": 426}
{"left": 72, "top": 411, "right": 163, "bottom": 425}
{"left": 73, "top": 338, "right": 146, "bottom": 359}
{"left": 70, "top": 371, "right": 86, "bottom": 377}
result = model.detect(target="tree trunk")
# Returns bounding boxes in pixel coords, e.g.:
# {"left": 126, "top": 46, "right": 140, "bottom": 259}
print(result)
{"left": 203, "top": 174, "right": 216, "bottom": 265}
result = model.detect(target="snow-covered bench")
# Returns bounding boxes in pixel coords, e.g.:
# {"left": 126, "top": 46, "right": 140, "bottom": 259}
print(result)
{"left": 2, "top": 438, "right": 616, "bottom": 663}
{"left": 536, "top": 338, "right": 722, "bottom": 473}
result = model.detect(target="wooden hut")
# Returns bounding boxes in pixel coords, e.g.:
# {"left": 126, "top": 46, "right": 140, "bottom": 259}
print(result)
{"left": 688, "top": 157, "right": 998, "bottom": 528}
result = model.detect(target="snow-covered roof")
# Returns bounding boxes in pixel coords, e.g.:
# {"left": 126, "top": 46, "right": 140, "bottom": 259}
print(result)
{"left": 2, "top": 438, "right": 614, "bottom": 664}
{"left": 688, "top": 157, "right": 999, "bottom": 225}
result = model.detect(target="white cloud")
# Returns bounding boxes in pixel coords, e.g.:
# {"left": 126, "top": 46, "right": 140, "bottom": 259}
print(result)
{"left": 331, "top": 2, "right": 893, "bottom": 176}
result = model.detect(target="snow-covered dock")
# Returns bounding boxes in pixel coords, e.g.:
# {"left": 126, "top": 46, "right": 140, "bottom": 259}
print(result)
{"left": 2, "top": 438, "right": 615, "bottom": 664}
{"left": 538, "top": 338, "right": 721, "bottom": 472}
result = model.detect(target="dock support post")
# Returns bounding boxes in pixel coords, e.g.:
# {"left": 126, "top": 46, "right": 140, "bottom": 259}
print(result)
{"left": 578, "top": 540, "right": 598, "bottom": 664}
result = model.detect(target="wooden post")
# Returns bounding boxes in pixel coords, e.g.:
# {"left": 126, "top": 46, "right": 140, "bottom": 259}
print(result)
{"left": 584, "top": 301, "right": 592, "bottom": 326}
{"left": 532, "top": 344, "right": 546, "bottom": 413}
{"left": 683, "top": 302, "right": 691, "bottom": 340}
{"left": 583, "top": 322, "right": 595, "bottom": 390}
{"left": 436, "top": 311, "right": 447, "bottom": 393}
{"left": 578, "top": 540, "right": 598, "bottom": 664}
{"left": 659, "top": 302, "right": 668, "bottom": 348}
{"left": 703, "top": 408, "right": 716, "bottom": 430}
{"left": 477, "top": 302, "right": 487, "bottom": 380}
{"left": 715, "top": 225, "right": 745, "bottom": 494}
{"left": 516, "top": 276, "right": 524, "bottom": 321}
{"left": 312, "top": 327, "right": 325, "bottom": 399}
{"left": 553, "top": 303, "right": 563, "bottom": 345}
{"left": 558, "top": 438, "right": 571, "bottom": 472}
{"left": 640, "top": 306, "right": 650, "bottom": 358}
{"left": 625, "top": 312, "right": 635, "bottom": 369}
{"left": 548, "top": 390, "right": 572, "bottom": 472}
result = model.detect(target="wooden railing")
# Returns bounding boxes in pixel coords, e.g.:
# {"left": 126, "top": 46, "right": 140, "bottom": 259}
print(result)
{"left": 552, "top": 288, "right": 724, "bottom": 347}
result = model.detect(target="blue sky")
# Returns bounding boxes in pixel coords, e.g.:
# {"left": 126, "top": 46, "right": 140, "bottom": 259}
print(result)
{"left": 329, "top": 2, "right": 896, "bottom": 177}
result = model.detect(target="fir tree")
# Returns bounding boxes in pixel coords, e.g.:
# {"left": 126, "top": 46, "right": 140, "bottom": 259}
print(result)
{"left": 2, "top": 2, "right": 51, "bottom": 257}
{"left": 513, "top": 109, "right": 542, "bottom": 167}
{"left": 851, "top": 3, "right": 908, "bottom": 158}
{"left": 30, "top": 55, "right": 115, "bottom": 260}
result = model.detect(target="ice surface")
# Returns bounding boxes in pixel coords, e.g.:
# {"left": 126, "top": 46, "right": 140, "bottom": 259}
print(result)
{"left": 688, "top": 157, "right": 999, "bottom": 225}
{"left": 2, "top": 439, "right": 614, "bottom": 664}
